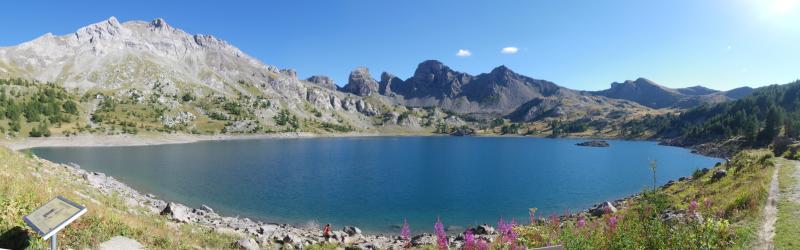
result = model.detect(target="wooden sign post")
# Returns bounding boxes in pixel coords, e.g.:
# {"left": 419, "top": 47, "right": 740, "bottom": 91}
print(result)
{"left": 23, "top": 196, "right": 87, "bottom": 250}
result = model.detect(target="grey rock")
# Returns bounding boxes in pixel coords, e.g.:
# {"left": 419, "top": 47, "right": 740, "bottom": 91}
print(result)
{"left": 306, "top": 75, "right": 337, "bottom": 90}
{"left": 590, "top": 201, "right": 618, "bottom": 217}
{"left": 711, "top": 169, "right": 727, "bottom": 181}
{"left": 474, "top": 224, "right": 495, "bottom": 235}
{"left": 97, "top": 236, "right": 144, "bottom": 250}
{"left": 280, "top": 69, "right": 297, "bottom": 79}
{"left": 200, "top": 204, "right": 215, "bottom": 213}
{"left": 161, "top": 202, "right": 193, "bottom": 223}
{"left": 234, "top": 237, "right": 261, "bottom": 250}
{"left": 343, "top": 226, "right": 362, "bottom": 236}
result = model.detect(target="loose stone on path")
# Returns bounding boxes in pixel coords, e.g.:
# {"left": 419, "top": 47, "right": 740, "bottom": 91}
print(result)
{"left": 97, "top": 236, "right": 143, "bottom": 250}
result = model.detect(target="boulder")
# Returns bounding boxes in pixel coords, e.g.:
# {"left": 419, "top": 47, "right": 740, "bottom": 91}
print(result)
{"left": 711, "top": 169, "right": 727, "bottom": 181}
{"left": 474, "top": 224, "right": 495, "bottom": 235}
{"left": 200, "top": 204, "right": 215, "bottom": 213}
{"left": 590, "top": 201, "right": 617, "bottom": 217}
{"left": 161, "top": 202, "right": 193, "bottom": 223}
{"left": 234, "top": 237, "right": 261, "bottom": 250}
{"left": 258, "top": 224, "right": 279, "bottom": 235}
{"left": 97, "top": 236, "right": 144, "bottom": 250}
{"left": 343, "top": 226, "right": 362, "bottom": 236}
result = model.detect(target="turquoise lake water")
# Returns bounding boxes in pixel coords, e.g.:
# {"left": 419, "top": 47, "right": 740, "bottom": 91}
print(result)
{"left": 31, "top": 136, "right": 720, "bottom": 233}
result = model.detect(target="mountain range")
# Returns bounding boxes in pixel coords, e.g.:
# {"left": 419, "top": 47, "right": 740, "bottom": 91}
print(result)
{"left": 0, "top": 17, "right": 754, "bottom": 134}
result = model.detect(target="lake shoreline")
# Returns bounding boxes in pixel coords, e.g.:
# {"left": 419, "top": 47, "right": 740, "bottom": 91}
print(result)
{"left": 9, "top": 132, "right": 722, "bottom": 248}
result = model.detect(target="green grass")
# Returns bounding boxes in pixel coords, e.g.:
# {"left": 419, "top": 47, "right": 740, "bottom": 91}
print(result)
{"left": 775, "top": 159, "right": 800, "bottom": 249}
{"left": 514, "top": 150, "right": 774, "bottom": 249}
{"left": 0, "top": 146, "right": 239, "bottom": 249}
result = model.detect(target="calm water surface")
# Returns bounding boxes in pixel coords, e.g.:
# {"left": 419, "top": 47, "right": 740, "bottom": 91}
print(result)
{"left": 32, "top": 136, "right": 720, "bottom": 233}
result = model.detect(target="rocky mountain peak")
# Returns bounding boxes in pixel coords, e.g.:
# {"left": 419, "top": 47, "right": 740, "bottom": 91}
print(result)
{"left": 412, "top": 60, "right": 451, "bottom": 80}
{"left": 379, "top": 72, "right": 403, "bottom": 95}
{"left": 74, "top": 16, "right": 127, "bottom": 42}
{"left": 342, "top": 67, "right": 379, "bottom": 96}
{"left": 149, "top": 18, "right": 170, "bottom": 29}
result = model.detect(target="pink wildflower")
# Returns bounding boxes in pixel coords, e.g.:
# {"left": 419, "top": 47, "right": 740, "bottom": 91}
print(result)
{"left": 434, "top": 217, "right": 447, "bottom": 250}
{"left": 463, "top": 230, "right": 476, "bottom": 250}
{"left": 577, "top": 216, "right": 586, "bottom": 228}
{"left": 401, "top": 218, "right": 410, "bottom": 241}
{"left": 688, "top": 200, "right": 698, "bottom": 213}
{"left": 608, "top": 216, "right": 618, "bottom": 231}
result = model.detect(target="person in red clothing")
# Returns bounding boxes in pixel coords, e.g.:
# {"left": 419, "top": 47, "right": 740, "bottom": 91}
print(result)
{"left": 322, "top": 224, "right": 332, "bottom": 240}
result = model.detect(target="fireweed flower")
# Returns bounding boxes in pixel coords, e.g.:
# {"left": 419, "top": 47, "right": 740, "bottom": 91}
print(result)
{"left": 476, "top": 240, "right": 489, "bottom": 250}
{"left": 577, "top": 216, "right": 586, "bottom": 228}
{"left": 463, "top": 230, "right": 476, "bottom": 250}
{"left": 401, "top": 218, "right": 410, "bottom": 242}
{"left": 689, "top": 200, "right": 698, "bottom": 213}
{"left": 434, "top": 217, "right": 447, "bottom": 250}
{"left": 608, "top": 216, "right": 618, "bottom": 231}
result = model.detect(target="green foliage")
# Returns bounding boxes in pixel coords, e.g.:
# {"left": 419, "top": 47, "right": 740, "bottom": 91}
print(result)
{"left": 273, "top": 109, "right": 299, "bottom": 131}
{"left": 0, "top": 78, "right": 80, "bottom": 137}
{"left": 636, "top": 81, "right": 800, "bottom": 146}
{"left": 181, "top": 93, "right": 194, "bottom": 102}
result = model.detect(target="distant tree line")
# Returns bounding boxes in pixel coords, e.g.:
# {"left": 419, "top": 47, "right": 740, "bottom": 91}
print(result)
{"left": 630, "top": 80, "right": 800, "bottom": 147}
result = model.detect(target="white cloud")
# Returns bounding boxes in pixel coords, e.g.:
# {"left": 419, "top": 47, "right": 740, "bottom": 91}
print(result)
{"left": 456, "top": 49, "right": 472, "bottom": 57}
{"left": 501, "top": 47, "right": 519, "bottom": 54}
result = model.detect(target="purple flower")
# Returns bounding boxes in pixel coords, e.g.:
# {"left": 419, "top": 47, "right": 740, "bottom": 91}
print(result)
{"left": 463, "top": 230, "right": 476, "bottom": 250}
{"left": 689, "top": 200, "right": 698, "bottom": 212}
{"left": 608, "top": 216, "right": 618, "bottom": 231}
{"left": 434, "top": 217, "right": 447, "bottom": 250}
{"left": 704, "top": 198, "right": 713, "bottom": 208}
{"left": 476, "top": 240, "right": 489, "bottom": 250}
{"left": 401, "top": 218, "right": 410, "bottom": 241}
{"left": 496, "top": 218, "right": 518, "bottom": 245}
{"left": 577, "top": 216, "right": 586, "bottom": 228}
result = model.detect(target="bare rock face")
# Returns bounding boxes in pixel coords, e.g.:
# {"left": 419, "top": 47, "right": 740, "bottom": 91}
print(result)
{"left": 306, "top": 75, "right": 337, "bottom": 90}
{"left": 379, "top": 72, "right": 403, "bottom": 96}
{"left": 342, "top": 67, "right": 379, "bottom": 96}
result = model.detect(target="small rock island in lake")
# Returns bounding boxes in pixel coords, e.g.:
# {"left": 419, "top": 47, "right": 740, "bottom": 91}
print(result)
{"left": 576, "top": 140, "right": 610, "bottom": 147}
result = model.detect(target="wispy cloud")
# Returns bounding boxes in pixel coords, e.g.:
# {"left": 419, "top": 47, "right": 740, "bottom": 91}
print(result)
{"left": 501, "top": 47, "right": 519, "bottom": 54}
{"left": 456, "top": 49, "right": 472, "bottom": 57}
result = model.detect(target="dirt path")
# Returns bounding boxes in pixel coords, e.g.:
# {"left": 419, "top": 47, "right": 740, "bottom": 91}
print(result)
{"left": 754, "top": 161, "right": 781, "bottom": 250}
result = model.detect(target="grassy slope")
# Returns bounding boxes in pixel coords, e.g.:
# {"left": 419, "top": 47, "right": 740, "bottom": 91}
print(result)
{"left": 0, "top": 146, "right": 238, "bottom": 249}
{"left": 514, "top": 150, "right": 774, "bottom": 249}
{"left": 775, "top": 158, "right": 800, "bottom": 249}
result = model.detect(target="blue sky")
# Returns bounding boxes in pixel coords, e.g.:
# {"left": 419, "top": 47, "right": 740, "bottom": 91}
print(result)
{"left": 0, "top": 0, "right": 798, "bottom": 91}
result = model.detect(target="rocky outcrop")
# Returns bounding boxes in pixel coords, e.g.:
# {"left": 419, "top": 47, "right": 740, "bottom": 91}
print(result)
{"left": 306, "top": 75, "right": 337, "bottom": 90}
{"left": 341, "top": 67, "right": 379, "bottom": 96}
{"left": 576, "top": 140, "right": 610, "bottom": 147}
{"left": 379, "top": 72, "right": 403, "bottom": 96}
